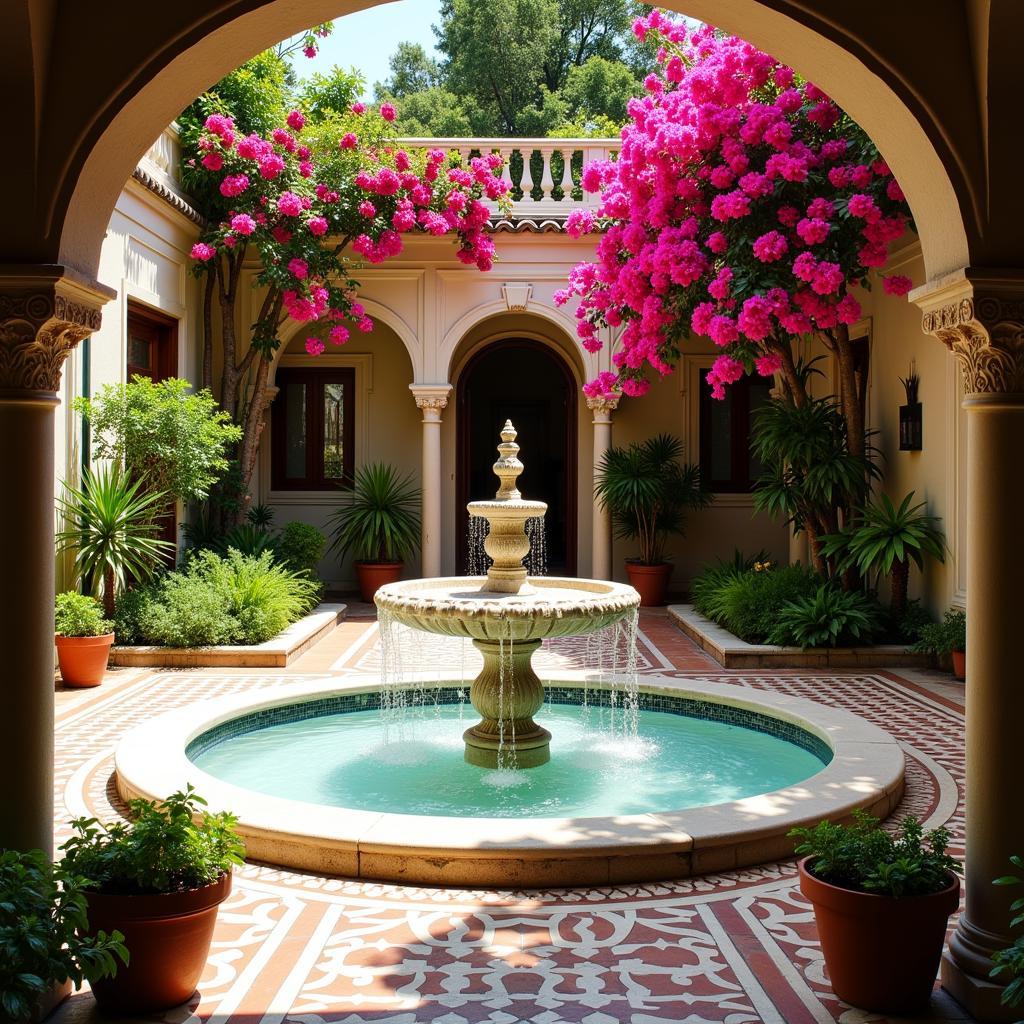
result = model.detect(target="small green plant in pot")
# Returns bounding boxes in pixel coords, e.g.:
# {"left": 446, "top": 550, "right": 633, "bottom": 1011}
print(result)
{"left": 913, "top": 608, "right": 966, "bottom": 679}
{"left": 328, "top": 463, "right": 421, "bottom": 601}
{"left": 60, "top": 786, "right": 244, "bottom": 1013}
{"left": 790, "top": 811, "right": 961, "bottom": 1014}
{"left": 0, "top": 849, "right": 127, "bottom": 1022}
{"left": 594, "top": 434, "right": 710, "bottom": 605}
{"left": 54, "top": 592, "right": 114, "bottom": 688}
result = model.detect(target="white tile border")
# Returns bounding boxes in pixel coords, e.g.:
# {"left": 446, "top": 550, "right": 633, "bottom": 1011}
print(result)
{"left": 115, "top": 671, "right": 904, "bottom": 887}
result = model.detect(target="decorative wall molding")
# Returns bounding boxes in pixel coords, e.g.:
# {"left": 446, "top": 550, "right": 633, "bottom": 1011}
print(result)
{"left": 502, "top": 283, "right": 533, "bottom": 312}
{"left": 914, "top": 270, "right": 1024, "bottom": 395}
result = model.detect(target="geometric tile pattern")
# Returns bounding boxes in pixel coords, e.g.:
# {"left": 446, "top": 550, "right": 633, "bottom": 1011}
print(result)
{"left": 52, "top": 613, "right": 969, "bottom": 1024}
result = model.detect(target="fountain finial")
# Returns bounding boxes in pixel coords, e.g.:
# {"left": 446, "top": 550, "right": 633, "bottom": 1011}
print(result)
{"left": 493, "top": 419, "right": 523, "bottom": 500}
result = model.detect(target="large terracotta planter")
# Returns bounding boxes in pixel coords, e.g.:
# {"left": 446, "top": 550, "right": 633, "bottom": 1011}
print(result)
{"left": 625, "top": 561, "right": 672, "bottom": 606}
{"left": 55, "top": 632, "right": 114, "bottom": 688}
{"left": 84, "top": 872, "right": 231, "bottom": 1013}
{"left": 951, "top": 649, "right": 966, "bottom": 680}
{"left": 355, "top": 560, "right": 403, "bottom": 602}
{"left": 798, "top": 858, "right": 959, "bottom": 1014}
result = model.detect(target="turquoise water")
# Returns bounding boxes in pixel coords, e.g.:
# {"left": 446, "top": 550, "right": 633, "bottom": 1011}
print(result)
{"left": 192, "top": 704, "right": 826, "bottom": 818}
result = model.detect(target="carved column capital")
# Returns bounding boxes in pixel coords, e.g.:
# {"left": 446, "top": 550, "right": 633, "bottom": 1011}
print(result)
{"left": 914, "top": 269, "right": 1024, "bottom": 397}
{"left": 586, "top": 394, "right": 620, "bottom": 419}
{"left": 0, "top": 268, "right": 110, "bottom": 394}
{"left": 410, "top": 383, "right": 453, "bottom": 420}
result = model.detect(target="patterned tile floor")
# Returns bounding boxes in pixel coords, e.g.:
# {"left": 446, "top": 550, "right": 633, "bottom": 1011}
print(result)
{"left": 52, "top": 609, "right": 973, "bottom": 1024}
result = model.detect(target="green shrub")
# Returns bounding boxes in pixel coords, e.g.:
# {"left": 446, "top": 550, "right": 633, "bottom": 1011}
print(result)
{"left": 209, "top": 524, "right": 278, "bottom": 559}
{"left": 690, "top": 549, "right": 769, "bottom": 619}
{"left": 0, "top": 849, "right": 127, "bottom": 1020}
{"left": 913, "top": 608, "right": 966, "bottom": 656}
{"left": 60, "top": 786, "right": 244, "bottom": 897}
{"left": 712, "top": 564, "right": 820, "bottom": 643}
{"left": 769, "top": 583, "right": 881, "bottom": 648}
{"left": 137, "top": 571, "right": 237, "bottom": 647}
{"left": 276, "top": 521, "right": 326, "bottom": 578}
{"left": 790, "top": 811, "right": 960, "bottom": 898}
{"left": 55, "top": 592, "right": 112, "bottom": 638}
{"left": 111, "top": 586, "right": 152, "bottom": 646}
{"left": 990, "top": 855, "right": 1024, "bottom": 1007}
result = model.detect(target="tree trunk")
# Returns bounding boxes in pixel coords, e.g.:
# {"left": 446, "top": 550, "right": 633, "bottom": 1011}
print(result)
{"left": 201, "top": 271, "right": 215, "bottom": 393}
{"left": 833, "top": 325, "right": 866, "bottom": 468}
{"left": 890, "top": 558, "right": 910, "bottom": 620}
{"left": 233, "top": 354, "right": 272, "bottom": 523}
{"left": 103, "top": 568, "right": 116, "bottom": 621}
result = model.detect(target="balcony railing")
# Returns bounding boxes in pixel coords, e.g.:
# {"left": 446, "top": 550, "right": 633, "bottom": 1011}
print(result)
{"left": 138, "top": 128, "right": 618, "bottom": 222}
{"left": 398, "top": 137, "right": 619, "bottom": 220}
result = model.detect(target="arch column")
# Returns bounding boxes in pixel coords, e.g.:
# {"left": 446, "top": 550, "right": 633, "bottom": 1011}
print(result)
{"left": 587, "top": 394, "right": 619, "bottom": 580}
{"left": 410, "top": 384, "right": 452, "bottom": 578}
{"left": 916, "top": 270, "right": 1024, "bottom": 1021}
{"left": 0, "top": 267, "right": 109, "bottom": 855}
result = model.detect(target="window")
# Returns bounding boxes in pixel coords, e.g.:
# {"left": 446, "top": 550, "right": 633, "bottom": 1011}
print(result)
{"left": 271, "top": 367, "right": 355, "bottom": 490}
{"left": 126, "top": 305, "right": 177, "bottom": 382}
{"left": 699, "top": 373, "right": 774, "bottom": 492}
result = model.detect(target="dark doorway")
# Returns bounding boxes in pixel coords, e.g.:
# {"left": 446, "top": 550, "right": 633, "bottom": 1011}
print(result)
{"left": 457, "top": 338, "right": 577, "bottom": 575}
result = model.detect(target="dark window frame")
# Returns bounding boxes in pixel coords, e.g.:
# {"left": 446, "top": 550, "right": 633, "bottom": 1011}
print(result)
{"left": 699, "top": 372, "right": 773, "bottom": 493}
{"left": 271, "top": 366, "right": 356, "bottom": 491}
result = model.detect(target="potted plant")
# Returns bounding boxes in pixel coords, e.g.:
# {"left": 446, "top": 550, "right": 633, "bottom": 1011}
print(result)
{"left": 328, "top": 462, "right": 421, "bottom": 602}
{"left": 913, "top": 608, "right": 967, "bottom": 679}
{"left": 594, "top": 434, "right": 710, "bottom": 605}
{"left": 54, "top": 592, "right": 115, "bottom": 688}
{"left": 790, "top": 812, "right": 961, "bottom": 1014}
{"left": 0, "top": 848, "right": 127, "bottom": 1022}
{"left": 60, "top": 786, "right": 244, "bottom": 1013}
{"left": 56, "top": 462, "right": 173, "bottom": 618}
{"left": 990, "top": 855, "right": 1024, "bottom": 1008}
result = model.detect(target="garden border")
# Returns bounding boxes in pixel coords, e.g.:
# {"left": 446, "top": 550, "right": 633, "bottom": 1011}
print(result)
{"left": 668, "top": 604, "right": 930, "bottom": 669}
{"left": 108, "top": 603, "right": 346, "bottom": 668}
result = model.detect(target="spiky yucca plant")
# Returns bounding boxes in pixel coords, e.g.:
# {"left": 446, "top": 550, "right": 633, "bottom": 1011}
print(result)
{"left": 328, "top": 463, "right": 421, "bottom": 564}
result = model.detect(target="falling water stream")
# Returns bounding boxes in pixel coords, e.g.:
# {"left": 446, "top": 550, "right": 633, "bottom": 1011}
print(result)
{"left": 468, "top": 516, "right": 548, "bottom": 576}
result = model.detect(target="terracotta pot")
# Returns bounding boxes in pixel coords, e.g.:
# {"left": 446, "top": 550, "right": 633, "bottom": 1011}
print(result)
{"left": 798, "top": 858, "right": 959, "bottom": 1014}
{"left": 355, "top": 560, "right": 403, "bottom": 602}
{"left": 84, "top": 873, "right": 231, "bottom": 1013}
{"left": 625, "top": 561, "right": 672, "bottom": 606}
{"left": 55, "top": 633, "right": 114, "bottom": 688}
{"left": 951, "top": 649, "right": 966, "bottom": 680}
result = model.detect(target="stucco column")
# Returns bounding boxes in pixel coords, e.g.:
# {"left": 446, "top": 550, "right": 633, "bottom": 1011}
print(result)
{"left": 0, "top": 270, "right": 107, "bottom": 855}
{"left": 917, "top": 273, "right": 1024, "bottom": 1021}
{"left": 410, "top": 384, "right": 452, "bottom": 578}
{"left": 587, "top": 394, "right": 619, "bottom": 580}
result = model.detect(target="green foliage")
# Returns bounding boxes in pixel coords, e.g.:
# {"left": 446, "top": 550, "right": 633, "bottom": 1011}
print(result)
{"left": 768, "top": 583, "right": 881, "bottom": 648}
{"left": 821, "top": 491, "right": 945, "bottom": 616}
{"left": 246, "top": 504, "right": 276, "bottom": 529}
{"left": 61, "top": 787, "right": 244, "bottom": 897}
{"left": 913, "top": 608, "right": 967, "bottom": 656}
{"left": 329, "top": 463, "right": 422, "bottom": 564}
{"left": 298, "top": 66, "right": 365, "bottom": 123}
{"left": 385, "top": 88, "right": 476, "bottom": 137}
{"left": 56, "top": 463, "right": 174, "bottom": 617}
{"left": 375, "top": 42, "right": 441, "bottom": 98}
{"left": 990, "top": 855, "right": 1024, "bottom": 1007}
{"left": 54, "top": 592, "right": 112, "bottom": 639}
{"left": 209, "top": 524, "right": 279, "bottom": 560}
{"left": 891, "top": 598, "right": 933, "bottom": 645}
{"left": 690, "top": 549, "right": 770, "bottom": 619}
{"left": 710, "top": 564, "right": 821, "bottom": 644}
{"left": 75, "top": 378, "right": 241, "bottom": 511}
{"left": 790, "top": 811, "right": 961, "bottom": 898}
{"left": 124, "top": 550, "right": 318, "bottom": 648}
{"left": 559, "top": 54, "right": 636, "bottom": 126}
{"left": 276, "top": 521, "right": 327, "bottom": 578}
{"left": 594, "top": 435, "right": 711, "bottom": 565}
{"left": 0, "top": 849, "right": 127, "bottom": 1021}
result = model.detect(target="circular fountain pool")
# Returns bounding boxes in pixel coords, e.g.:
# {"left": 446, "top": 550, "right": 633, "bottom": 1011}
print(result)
{"left": 116, "top": 674, "right": 906, "bottom": 887}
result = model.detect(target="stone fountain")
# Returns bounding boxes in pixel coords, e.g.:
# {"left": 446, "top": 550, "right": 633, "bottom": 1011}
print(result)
{"left": 375, "top": 421, "right": 640, "bottom": 768}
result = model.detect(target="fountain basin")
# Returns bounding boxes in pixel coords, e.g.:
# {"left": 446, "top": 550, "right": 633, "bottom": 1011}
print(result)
{"left": 115, "top": 673, "right": 905, "bottom": 887}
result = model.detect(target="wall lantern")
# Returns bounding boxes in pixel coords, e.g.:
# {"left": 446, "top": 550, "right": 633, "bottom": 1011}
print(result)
{"left": 899, "top": 361, "right": 922, "bottom": 451}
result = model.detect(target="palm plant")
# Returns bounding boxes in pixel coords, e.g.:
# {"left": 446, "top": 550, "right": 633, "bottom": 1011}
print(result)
{"left": 821, "top": 491, "right": 945, "bottom": 618}
{"left": 328, "top": 462, "right": 421, "bottom": 563}
{"left": 594, "top": 435, "right": 710, "bottom": 566}
{"left": 57, "top": 463, "right": 173, "bottom": 617}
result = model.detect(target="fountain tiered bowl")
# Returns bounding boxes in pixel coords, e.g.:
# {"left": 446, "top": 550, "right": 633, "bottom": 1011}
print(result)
{"left": 375, "top": 421, "right": 641, "bottom": 768}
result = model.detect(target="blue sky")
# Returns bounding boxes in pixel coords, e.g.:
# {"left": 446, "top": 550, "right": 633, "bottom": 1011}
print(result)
{"left": 289, "top": 1, "right": 443, "bottom": 97}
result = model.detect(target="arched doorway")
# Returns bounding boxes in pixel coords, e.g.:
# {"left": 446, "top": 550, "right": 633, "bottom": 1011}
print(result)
{"left": 457, "top": 338, "right": 577, "bottom": 575}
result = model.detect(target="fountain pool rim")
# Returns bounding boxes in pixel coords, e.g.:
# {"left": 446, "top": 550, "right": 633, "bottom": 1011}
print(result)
{"left": 115, "top": 672, "right": 905, "bottom": 887}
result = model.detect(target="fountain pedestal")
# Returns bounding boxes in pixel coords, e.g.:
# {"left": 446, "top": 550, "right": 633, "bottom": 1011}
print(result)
{"left": 463, "top": 638, "right": 551, "bottom": 768}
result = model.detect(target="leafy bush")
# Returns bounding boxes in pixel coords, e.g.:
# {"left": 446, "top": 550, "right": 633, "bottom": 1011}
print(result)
{"left": 913, "top": 608, "right": 967, "bottom": 656}
{"left": 769, "top": 583, "right": 880, "bottom": 648}
{"left": 74, "top": 377, "right": 241, "bottom": 513}
{"left": 713, "top": 564, "right": 821, "bottom": 643}
{"left": 118, "top": 550, "right": 317, "bottom": 647}
{"left": 61, "top": 787, "right": 244, "bottom": 897}
{"left": 329, "top": 462, "right": 421, "bottom": 563}
{"left": 276, "top": 521, "right": 326, "bottom": 578}
{"left": 892, "top": 598, "right": 933, "bottom": 646}
{"left": 790, "top": 811, "right": 961, "bottom": 898}
{"left": 690, "top": 549, "right": 769, "bottom": 619}
{"left": 55, "top": 592, "right": 112, "bottom": 638}
{"left": 208, "top": 524, "right": 278, "bottom": 559}
{"left": 0, "top": 849, "right": 127, "bottom": 1020}
{"left": 990, "top": 855, "right": 1024, "bottom": 1007}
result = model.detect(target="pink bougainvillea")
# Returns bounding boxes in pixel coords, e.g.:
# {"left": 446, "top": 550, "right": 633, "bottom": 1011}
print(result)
{"left": 558, "top": 11, "right": 914, "bottom": 401}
